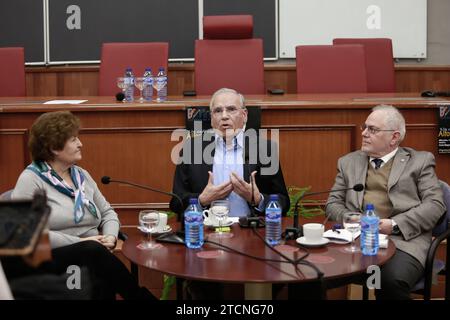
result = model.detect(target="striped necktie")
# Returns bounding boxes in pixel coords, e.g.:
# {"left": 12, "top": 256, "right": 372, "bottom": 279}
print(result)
{"left": 372, "top": 158, "right": 383, "bottom": 169}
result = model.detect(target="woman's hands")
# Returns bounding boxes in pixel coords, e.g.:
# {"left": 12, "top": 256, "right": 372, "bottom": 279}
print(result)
{"left": 80, "top": 234, "right": 117, "bottom": 250}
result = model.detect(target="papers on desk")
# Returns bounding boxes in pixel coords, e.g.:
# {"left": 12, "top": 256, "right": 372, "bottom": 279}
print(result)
{"left": 323, "top": 229, "right": 388, "bottom": 248}
{"left": 323, "top": 229, "right": 359, "bottom": 244}
{"left": 44, "top": 100, "right": 87, "bottom": 104}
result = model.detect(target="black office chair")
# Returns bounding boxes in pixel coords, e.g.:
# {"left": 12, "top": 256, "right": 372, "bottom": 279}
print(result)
{"left": 361, "top": 180, "right": 450, "bottom": 300}
{"left": 185, "top": 105, "right": 261, "bottom": 133}
{"left": 410, "top": 180, "right": 450, "bottom": 300}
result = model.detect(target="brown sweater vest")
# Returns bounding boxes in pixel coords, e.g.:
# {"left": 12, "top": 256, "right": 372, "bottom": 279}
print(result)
{"left": 362, "top": 158, "right": 394, "bottom": 219}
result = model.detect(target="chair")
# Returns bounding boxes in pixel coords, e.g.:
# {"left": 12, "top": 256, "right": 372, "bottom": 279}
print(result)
{"left": 333, "top": 38, "right": 395, "bottom": 93}
{"left": 296, "top": 44, "right": 368, "bottom": 94}
{"left": 0, "top": 47, "right": 26, "bottom": 97}
{"left": 410, "top": 180, "right": 450, "bottom": 300}
{"left": 194, "top": 15, "right": 265, "bottom": 95}
{"left": 98, "top": 42, "right": 169, "bottom": 96}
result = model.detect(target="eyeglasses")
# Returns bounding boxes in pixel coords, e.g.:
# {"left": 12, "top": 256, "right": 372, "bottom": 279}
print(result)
{"left": 211, "top": 105, "right": 242, "bottom": 116}
{"left": 360, "top": 124, "right": 396, "bottom": 135}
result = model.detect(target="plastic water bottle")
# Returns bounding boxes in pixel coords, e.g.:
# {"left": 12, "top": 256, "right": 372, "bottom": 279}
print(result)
{"left": 360, "top": 203, "right": 380, "bottom": 256}
{"left": 184, "top": 198, "right": 204, "bottom": 249}
{"left": 155, "top": 67, "right": 167, "bottom": 102}
{"left": 142, "top": 67, "right": 153, "bottom": 101}
{"left": 265, "top": 194, "right": 282, "bottom": 246}
{"left": 124, "top": 67, "right": 135, "bottom": 102}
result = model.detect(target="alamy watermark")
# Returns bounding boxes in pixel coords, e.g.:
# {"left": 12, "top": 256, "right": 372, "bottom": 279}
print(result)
{"left": 170, "top": 123, "right": 280, "bottom": 176}
{"left": 366, "top": 265, "right": 381, "bottom": 290}
{"left": 66, "top": 265, "right": 81, "bottom": 290}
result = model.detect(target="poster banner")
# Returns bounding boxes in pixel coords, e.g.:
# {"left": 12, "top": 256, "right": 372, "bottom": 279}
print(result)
{"left": 438, "top": 105, "right": 450, "bottom": 154}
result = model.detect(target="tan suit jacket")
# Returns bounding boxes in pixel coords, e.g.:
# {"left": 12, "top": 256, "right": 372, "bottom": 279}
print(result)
{"left": 326, "top": 147, "right": 445, "bottom": 266}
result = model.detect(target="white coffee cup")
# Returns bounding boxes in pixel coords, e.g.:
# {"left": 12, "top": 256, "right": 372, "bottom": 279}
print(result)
{"left": 203, "top": 208, "right": 220, "bottom": 225}
{"left": 203, "top": 201, "right": 229, "bottom": 226}
{"left": 303, "top": 223, "right": 324, "bottom": 243}
{"left": 155, "top": 212, "right": 168, "bottom": 232}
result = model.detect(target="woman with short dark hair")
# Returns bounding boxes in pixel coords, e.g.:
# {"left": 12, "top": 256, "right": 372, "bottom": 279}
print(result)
{"left": 9, "top": 111, "right": 155, "bottom": 300}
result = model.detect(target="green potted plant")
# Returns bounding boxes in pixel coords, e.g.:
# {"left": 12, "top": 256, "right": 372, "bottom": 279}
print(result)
{"left": 287, "top": 186, "right": 325, "bottom": 219}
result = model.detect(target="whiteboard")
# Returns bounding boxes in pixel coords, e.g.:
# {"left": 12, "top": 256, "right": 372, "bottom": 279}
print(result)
{"left": 279, "top": 0, "right": 427, "bottom": 59}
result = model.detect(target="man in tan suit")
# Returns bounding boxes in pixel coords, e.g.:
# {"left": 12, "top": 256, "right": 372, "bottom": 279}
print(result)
{"left": 326, "top": 105, "right": 445, "bottom": 299}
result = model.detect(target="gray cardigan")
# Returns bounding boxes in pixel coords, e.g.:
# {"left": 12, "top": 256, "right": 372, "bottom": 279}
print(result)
{"left": 12, "top": 167, "right": 120, "bottom": 249}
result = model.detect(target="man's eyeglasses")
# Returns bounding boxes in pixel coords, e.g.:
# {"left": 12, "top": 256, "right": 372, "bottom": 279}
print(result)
{"left": 211, "top": 106, "right": 242, "bottom": 116}
{"left": 360, "top": 124, "right": 396, "bottom": 135}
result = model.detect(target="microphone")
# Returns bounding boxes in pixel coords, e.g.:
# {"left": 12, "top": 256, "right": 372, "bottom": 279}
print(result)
{"left": 284, "top": 184, "right": 364, "bottom": 240}
{"left": 116, "top": 92, "right": 125, "bottom": 101}
{"left": 101, "top": 176, "right": 185, "bottom": 241}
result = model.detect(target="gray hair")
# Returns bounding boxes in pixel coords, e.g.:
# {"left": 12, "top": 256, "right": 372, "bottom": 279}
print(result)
{"left": 209, "top": 88, "right": 246, "bottom": 110}
{"left": 372, "top": 105, "right": 406, "bottom": 142}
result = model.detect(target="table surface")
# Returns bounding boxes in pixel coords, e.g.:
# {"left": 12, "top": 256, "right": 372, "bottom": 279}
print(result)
{"left": 122, "top": 218, "right": 395, "bottom": 284}
{"left": 1, "top": 93, "right": 448, "bottom": 112}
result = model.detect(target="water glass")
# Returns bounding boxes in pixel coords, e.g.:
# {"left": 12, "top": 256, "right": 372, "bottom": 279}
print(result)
{"left": 134, "top": 77, "right": 146, "bottom": 103}
{"left": 138, "top": 210, "right": 160, "bottom": 250}
{"left": 211, "top": 200, "right": 230, "bottom": 236}
{"left": 343, "top": 212, "right": 361, "bottom": 253}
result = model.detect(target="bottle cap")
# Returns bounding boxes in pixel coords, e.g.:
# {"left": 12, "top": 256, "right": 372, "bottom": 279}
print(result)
{"left": 269, "top": 194, "right": 279, "bottom": 201}
{"left": 189, "top": 198, "right": 198, "bottom": 204}
{"left": 365, "top": 203, "right": 374, "bottom": 210}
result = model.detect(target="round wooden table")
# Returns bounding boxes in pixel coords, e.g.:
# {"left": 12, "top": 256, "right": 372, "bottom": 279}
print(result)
{"left": 122, "top": 218, "right": 395, "bottom": 299}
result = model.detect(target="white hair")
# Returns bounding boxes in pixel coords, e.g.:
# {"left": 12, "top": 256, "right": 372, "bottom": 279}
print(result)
{"left": 209, "top": 88, "right": 246, "bottom": 110}
{"left": 372, "top": 105, "right": 406, "bottom": 143}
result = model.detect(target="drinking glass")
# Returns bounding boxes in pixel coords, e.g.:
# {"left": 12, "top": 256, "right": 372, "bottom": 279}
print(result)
{"left": 343, "top": 212, "right": 361, "bottom": 253}
{"left": 138, "top": 210, "right": 160, "bottom": 250}
{"left": 152, "top": 77, "right": 165, "bottom": 102}
{"left": 134, "top": 77, "right": 146, "bottom": 103}
{"left": 211, "top": 200, "right": 230, "bottom": 237}
{"left": 116, "top": 77, "right": 128, "bottom": 102}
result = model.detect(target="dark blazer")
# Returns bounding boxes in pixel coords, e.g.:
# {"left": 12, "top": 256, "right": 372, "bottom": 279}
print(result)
{"left": 169, "top": 131, "right": 290, "bottom": 216}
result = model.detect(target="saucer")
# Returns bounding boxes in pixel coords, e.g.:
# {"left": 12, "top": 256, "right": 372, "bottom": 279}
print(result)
{"left": 296, "top": 237, "right": 330, "bottom": 248}
{"left": 138, "top": 225, "right": 172, "bottom": 235}
{"left": 204, "top": 219, "right": 233, "bottom": 228}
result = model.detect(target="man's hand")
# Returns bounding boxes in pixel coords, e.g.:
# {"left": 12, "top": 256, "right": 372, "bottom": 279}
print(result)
{"left": 230, "top": 171, "right": 261, "bottom": 204}
{"left": 199, "top": 171, "right": 233, "bottom": 206}
{"left": 379, "top": 219, "right": 393, "bottom": 235}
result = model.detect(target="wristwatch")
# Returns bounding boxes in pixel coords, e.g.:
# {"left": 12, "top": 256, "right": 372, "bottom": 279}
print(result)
{"left": 392, "top": 223, "right": 401, "bottom": 235}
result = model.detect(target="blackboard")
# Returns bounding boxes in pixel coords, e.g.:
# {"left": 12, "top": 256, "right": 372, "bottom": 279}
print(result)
{"left": 0, "top": 0, "right": 45, "bottom": 64}
{"left": 48, "top": 0, "right": 199, "bottom": 63}
{"left": 204, "top": 0, "right": 277, "bottom": 59}
{"left": 2, "top": 0, "right": 277, "bottom": 64}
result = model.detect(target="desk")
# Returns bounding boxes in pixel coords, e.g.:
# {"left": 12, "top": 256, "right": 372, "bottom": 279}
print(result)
{"left": 121, "top": 219, "right": 395, "bottom": 299}
{"left": 1, "top": 94, "right": 449, "bottom": 223}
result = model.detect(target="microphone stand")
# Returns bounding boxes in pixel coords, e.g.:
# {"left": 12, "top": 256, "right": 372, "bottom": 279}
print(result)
{"left": 284, "top": 185, "right": 364, "bottom": 240}
{"left": 101, "top": 177, "right": 185, "bottom": 243}
{"left": 238, "top": 174, "right": 265, "bottom": 228}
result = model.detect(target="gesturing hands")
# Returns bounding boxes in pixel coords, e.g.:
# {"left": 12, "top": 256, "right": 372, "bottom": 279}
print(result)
{"left": 230, "top": 171, "right": 261, "bottom": 204}
{"left": 199, "top": 171, "right": 233, "bottom": 206}
{"left": 199, "top": 170, "right": 261, "bottom": 206}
